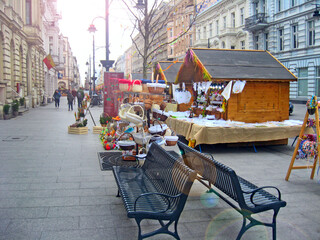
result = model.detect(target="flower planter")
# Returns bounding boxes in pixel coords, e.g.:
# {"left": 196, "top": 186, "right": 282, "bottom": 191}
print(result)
{"left": 68, "top": 126, "right": 88, "bottom": 134}
{"left": 93, "top": 126, "right": 107, "bottom": 134}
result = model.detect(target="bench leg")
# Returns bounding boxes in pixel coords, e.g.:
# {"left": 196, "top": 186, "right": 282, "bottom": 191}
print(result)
{"left": 237, "top": 209, "right": 280, "bottom": 240}
{"left": 116, "top": 189, "right": 120, "bottom": 197}
{"left": 272, "top": 209, "right": 280, "bottom": 240}
{"left": 135, "top": 218, "right": 180, "bottom": 240}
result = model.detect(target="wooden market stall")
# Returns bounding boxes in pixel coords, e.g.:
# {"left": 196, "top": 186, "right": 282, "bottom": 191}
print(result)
{"left": 168, "top": 48, "right": 300, "bottom": 146}
{"left": 175, "top": 48, "right": 297, "bottom": 123}
{"left": 153, "top": 61, "right": 183, "bottom": 111}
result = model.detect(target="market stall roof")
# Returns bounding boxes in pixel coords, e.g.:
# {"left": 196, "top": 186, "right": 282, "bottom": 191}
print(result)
{"left": 154, "top": 61, "right": 183, "bottom": 83}
{"left": 175, "top": 48, "right": 297, "bottom": 83}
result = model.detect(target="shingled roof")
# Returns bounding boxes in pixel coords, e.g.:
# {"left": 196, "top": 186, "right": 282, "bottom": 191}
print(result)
{"left": 155, "top": 61, "right": 183, "bottom": 83}
{"left": 176, "top": 48, "right": 297, "bottom": 83}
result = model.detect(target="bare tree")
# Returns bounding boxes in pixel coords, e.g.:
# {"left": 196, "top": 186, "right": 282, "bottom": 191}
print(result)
{"left": 120, "top": 0, "right": 205, "bottom": 79}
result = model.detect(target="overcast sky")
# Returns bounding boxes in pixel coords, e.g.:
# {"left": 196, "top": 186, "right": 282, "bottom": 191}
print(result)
{"left": 57, "top": 0, "right": 134, "bottom": 85}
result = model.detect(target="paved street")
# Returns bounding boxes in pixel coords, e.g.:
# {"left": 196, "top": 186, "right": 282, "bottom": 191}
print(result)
{"left": 0, "top": 98, "right": 319, "bottom": 240}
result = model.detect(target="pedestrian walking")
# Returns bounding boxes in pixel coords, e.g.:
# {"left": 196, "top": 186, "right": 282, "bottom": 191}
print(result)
{"left": 53, "top": 89, "right": 61, "bottom": 108}
{"left": 72, "top": 89, "right": 77, "bottom": 105}
{"left": 77, "top": 89, "right": 84, "bottom": 108}
{"left": 67, "top": 91, "right": 74, "bottom": 111}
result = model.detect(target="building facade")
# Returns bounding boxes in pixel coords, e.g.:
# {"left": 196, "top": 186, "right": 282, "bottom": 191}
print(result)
{"left": 0, "top": 0, "right": 45, "bottom": 110}
{"left": 0, "top": 0, "right": 80, "bottom": 118}
{"left": 42, "top": 0, "right": 64, "bottom": 103}
{"left": 245, "top": 0, "right": 320, "bottom": 101}
{"left": 194, "top": 0, "right": 249, "bottom": 50}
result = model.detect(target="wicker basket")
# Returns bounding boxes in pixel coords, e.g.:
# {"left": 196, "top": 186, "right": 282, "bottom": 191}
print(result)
{"left": 118, "top": 79, "right": 132, "bottom": 92}
{"left": 164, "top": 136, "right": 179, "bottom": 146}
{"left": 132, "top": 80, "right": 142, "bottom": 92}
{"left": 149, "top": 120, "right": 167, "bottom": 136}
{"left": 126, "top": 105, "right": 145, "bottom": 125}
{"left": 117, "top": 133, "right": 136, "bottom": 150}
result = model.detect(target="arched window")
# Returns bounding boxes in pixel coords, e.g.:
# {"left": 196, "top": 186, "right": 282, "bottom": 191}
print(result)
{"left": 26, "top": 0, "right": 32, "bottom": 25}
{"left": 222, "top": 41, "right": 226, "bottom": 49}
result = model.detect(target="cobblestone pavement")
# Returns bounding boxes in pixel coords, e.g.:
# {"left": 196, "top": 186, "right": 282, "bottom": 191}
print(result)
{"left": 0, "top": 99, "right": 319, "bottom": 240}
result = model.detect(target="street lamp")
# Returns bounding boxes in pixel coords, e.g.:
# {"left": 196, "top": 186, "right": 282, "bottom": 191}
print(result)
{"left": 88, "top": 24, "right": 98, "bottom": 104}
{"left": 100, "top": 0, "right": 114, "bottom": 71}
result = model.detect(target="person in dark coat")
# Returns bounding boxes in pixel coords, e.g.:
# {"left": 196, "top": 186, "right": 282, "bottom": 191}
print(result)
{"left": 72, "top": 89, "right": 77, "bottom": 105}
{"left": 77, "top": 89, "right": 84, "bottom": 108}
{"left": 67, "top": 91, "right": 74, "bottom": 111}
{"left": 53, "top": 90, "right": 61, "bottom": 108}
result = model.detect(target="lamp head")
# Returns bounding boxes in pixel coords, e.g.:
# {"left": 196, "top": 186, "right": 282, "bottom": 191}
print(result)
{"left": 88, "top": 24, "right": 97, "bottom": 33}
{"left": 136, "top": 0, "right": 145, "bottom": 9}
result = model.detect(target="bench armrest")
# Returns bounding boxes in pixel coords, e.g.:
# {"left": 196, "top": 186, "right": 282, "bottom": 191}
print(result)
{"left": 134, "top": 192, "right": 182, "bottom": 212}
{"left": 243, "top": 186, "right": 282, "bottom": 206}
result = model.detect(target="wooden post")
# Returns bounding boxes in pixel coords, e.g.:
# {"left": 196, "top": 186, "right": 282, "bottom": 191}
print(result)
{"left": 285, "top": 110, "right": 309, "bottom": 181}
{"left": 310, "top": 106, "right": 320, "bottom": 179}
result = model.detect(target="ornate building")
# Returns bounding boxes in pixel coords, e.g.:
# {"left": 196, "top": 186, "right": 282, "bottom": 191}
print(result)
{"left": 194, "top": 0, "right": 249, "bottom": 50}
{"left": 0, "top": 0, "right": 45, "bottom": 110}
{"left": 0, "top": 0, "right": 80, "bottom": 118}
{"left": 245, "top": 0, "right": 320, "bottom": 101}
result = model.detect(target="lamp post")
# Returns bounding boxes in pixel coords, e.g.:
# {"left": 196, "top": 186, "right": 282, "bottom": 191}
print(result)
{"left": 88, "top": 24, "right": 98, "bottom": 104}
{"left": 100, "top": 0, "right": 114, "bottom": 71}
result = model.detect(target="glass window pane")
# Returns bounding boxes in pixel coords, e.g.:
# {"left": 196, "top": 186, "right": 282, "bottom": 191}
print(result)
{"left": 298, "top": 68, "right": 308, "bottom": 96}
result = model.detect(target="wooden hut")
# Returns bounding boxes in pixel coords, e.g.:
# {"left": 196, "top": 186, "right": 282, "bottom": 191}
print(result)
{"left": 175, "top": 48, "right": 297, "bottom": 123}
{"left": 154, "top": 61, "right": 183, "bottom": 83}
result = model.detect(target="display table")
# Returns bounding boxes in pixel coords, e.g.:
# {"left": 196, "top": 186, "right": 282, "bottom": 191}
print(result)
{"left": 167, "top": 117, "right": 311, "bottom": 146}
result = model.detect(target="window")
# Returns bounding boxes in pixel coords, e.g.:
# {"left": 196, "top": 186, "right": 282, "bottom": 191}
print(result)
{"left": 170, "top": 28, "right": 173, "bottom": 38}
{"left": 26, "top": 0, "right": 32, "bottom": 25}
{"left": 197, "top": 29, "right": 200, "bottom": 40}
{"left": 254, "top": 35, "right": 259, "bottom": 50}
{"left": 209, "top": 23, "right": 213, "bottom": 37}
{"left": 222, "top": 41, "right": 225, "bottom": 48}
{"left": 254, "top": 3, "right": 258, "bottom": 15}
{"left": 308, "top": 21, "right": 315, "bottom": 46}
{"left": 49, "top": 44, "right": 53, "bottom": 54}
{"left": 231, "top": 46, "right": 235, "bottom": 49}
{"left": 49, "top": 36, "right": 53, "bottom": 42}
{"left": 262, "top": 0, "right": 266, "bottom": 13}
{"left": 279, "top": 29, "right": 284, "bottom": 51}
{"left": 231, "top": 12, "right": 235, "bottom": 28}
{"left": 316, "top": 68, "right": 320, "bottom": 97}
{"left": 189, "top": 14, "right": 193, "bottom": 25}
{"left": 298, "top": 68, "right": 308, "bottom": 96}
{"left": 203, "top": 26, "right": 206, "bottom": 39}
{"left": 291, "top": 0, "right": 296, "bottom": 7}
{"left": 223, "top": 16, "right": 226, "bottom": 29}
{"left": 216, "top": 20, "right": 219, "bottom": 35}
{"left": 264, "top": 33, "right": 269, "bottom": 51}
{"left": 292, "top": 25, "right": 298, "bottom": 49}
{"left": 240, "top": 8, "right": 244, "bottom": 25}
{"left": 189, "top": 34, "right": 193, "bottom": 47}
{"left": 240, "top": 40, "right": 245, "bottom": 49}
{"left": 277, "top": 0, "right": 282, "bottom": 12}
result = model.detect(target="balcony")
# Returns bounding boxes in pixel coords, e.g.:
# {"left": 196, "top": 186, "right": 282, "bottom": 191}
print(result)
{"left": 244, "top": 13, "right": 269, "bottom": 32}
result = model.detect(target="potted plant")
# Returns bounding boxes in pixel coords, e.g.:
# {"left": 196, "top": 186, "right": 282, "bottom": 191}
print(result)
{"left": 99, "top": 113, "right": 112, "bottom": 127}
{"left": 3, "top": 104, "right": 10, "bottom": 120}
{"left": 19, "top": 97, "right": 25, "bottom": 107}
{"left": 11, "top": 100, "right": 19, "bottom": 117}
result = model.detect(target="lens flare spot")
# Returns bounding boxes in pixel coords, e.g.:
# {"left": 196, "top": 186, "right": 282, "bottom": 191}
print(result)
{"left": 200, "top": 190, "right": 219, "bottom": 208}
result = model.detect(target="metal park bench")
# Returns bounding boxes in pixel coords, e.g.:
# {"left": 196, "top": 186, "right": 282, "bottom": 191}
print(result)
{"left": 112, "top": 143, "right": 196, "bottom": 240}
{"left": 177, "top": 141, "right": 287, "bottom": 240}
